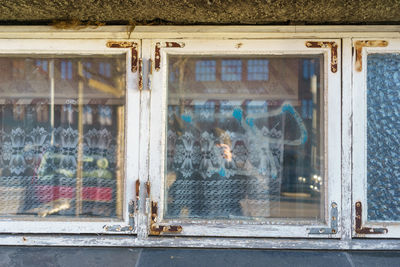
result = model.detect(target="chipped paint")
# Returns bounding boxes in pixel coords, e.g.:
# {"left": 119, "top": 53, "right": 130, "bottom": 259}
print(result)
{"left": 354, "top": 40, "right": 388, "bottom": 71}
{"left": 154, "top": 42, "right": 185, "bottom": 71}
{"left": 355, "top": 201, "right": 387, "bottom": 235}
{"left": 146, "top": 181, "right": 150, "bottom": 196}
{"left": 106, "top": 41, "right": 138, "bottom": 72}
{"left": 306, "top": 41, "right": 338, "bottom": 73}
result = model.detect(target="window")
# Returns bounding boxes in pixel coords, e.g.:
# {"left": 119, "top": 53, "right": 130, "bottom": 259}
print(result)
{"left": 247, "top": 59, "right": 269, "bottom": 81}
{"left": 352, "top": 39, "right": 400, "bottom": 238}
{"left": 195, "top": 60, "right": 216, "bottom": 81}
{"left": 0, "top": 28, "right": 398, "bottom": 249}
{"left": 150, "top": 39, "right": 341, "bottom": 237}
{"left": 221, "top": 59, "right": 242, "bottom": 81}
{"left": 0, "top": 39, "right": 140, "bottom": 234}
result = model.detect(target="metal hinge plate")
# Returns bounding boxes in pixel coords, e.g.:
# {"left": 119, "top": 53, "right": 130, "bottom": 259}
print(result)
{"left": 104, "top": 200, "right": 135, "bottom": 233}
{"left": 154, "top": 42, "right": 185, "bottom": 71}
{"left": 106, "top": 41, "right": 138, "bottom": 73}
{"left": 309, "top": 202, "right": 338, "bottom": 234}
{"left": 355, "top": 201, "right": 388, "bottom": 235}
{"left": 139, "top": 58, "right": 152, "bottom": 91}
{"left": 149, "top": 201, "right": 182, "bottom": 235}
{"left": 306, "top": 41, "right": 338, "bottom": 73}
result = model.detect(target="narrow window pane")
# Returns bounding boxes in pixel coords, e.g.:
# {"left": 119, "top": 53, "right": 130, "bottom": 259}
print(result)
{"left": 247, "top": 59, "right": 269, "bottom": 81}
{"left": 0, "top": 55, "right": 126, "bottom": 219}
{"left": 367, "top": 53, "right": 400, "bottom": 221}
{"left": 166, "top": 56, "right": 324, "bottom": 221}
{"left": 221, "top": 60, "right": 242, "bottom": 81}
{"left": 195, "top": 60, "right": 216, "bottom": 81}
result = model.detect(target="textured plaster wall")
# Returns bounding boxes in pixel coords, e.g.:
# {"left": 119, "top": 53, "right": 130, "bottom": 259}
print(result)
{"left": 0, "top": 0, "right": 399, "bottom": 25}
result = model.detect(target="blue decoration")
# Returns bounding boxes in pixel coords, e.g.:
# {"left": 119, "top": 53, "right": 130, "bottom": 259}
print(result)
{"left": 181, "top": 114, "right": 192, "bottom": 123}
{"left": 232, "top": 108, "right": 243, "bottom": 122}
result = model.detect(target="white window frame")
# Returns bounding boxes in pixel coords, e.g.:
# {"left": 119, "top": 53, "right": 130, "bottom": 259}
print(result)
{"left": 352, "top": 38, "right": 400, "bottom": 238}
{"left": 0, "top": 26, "right": 397, "bottom": 248}
{"left": 0, "top": 39, "right": 140, "bottom": 234}
{"left": 147, "top": 38, "right": 342, "bottom": 238}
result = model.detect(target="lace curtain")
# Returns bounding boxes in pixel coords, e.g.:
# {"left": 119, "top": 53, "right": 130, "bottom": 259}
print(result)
{"left": 0, "top": 105, "right": 123, "bottom": 218}
{"left": 166, "top": 101, "right": 307, "bottom": 219}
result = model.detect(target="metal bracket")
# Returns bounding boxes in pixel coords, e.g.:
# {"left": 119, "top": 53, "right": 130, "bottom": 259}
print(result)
{"left": 306, "top": 41, "right": 338, "bottom": 73}
{"left": 149, "top": 201, "right": 182, "bottom": 235}
{"left": 354, "top": 40, "right": 388, "bottom": 72}
{"left": 139, "top": 58, "right": 152, "bottom": 91}
{"left": 309, "top": 202, "right": 338, "bottom": 234}
{"left": 138, "top": 58, "right": 143, "bottom": 91}
{"left": 104, "top": 200, "right": 135, "bottom": 232}
{"left": 154, "top": 42, "right": 185, "bottom": 71}
{"left": 106, "top": 41, "right": 138, "bottom": 73}
{"left": 355, "top": 201, "right": 388, "bottom": 235}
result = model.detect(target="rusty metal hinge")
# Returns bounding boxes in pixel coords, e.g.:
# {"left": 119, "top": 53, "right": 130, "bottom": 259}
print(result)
{"left": 104, "top": 199, "right": 135, "bottom": 232}
{"left": 306, "top": 41, "right": 338, "bottom": 73}
{"left": 354, "top": 40, "right": 388, "bottom": 72}
{"left": 106, "top": 41, "right": 138, "bottom": 72}
{"left": 138, "top": 58, "right": 143, "bottom": 91}
{"left": 309, "top": 202, "right": 338, "bottom": 234}
{"left": 149, "top": 201, "right": 182, "bottom": 235}
{"left": 355, "top": 201, "right": 388, "bottom": 235}
{"left": 154, "top": 42, "right": 185, "bottom": 71}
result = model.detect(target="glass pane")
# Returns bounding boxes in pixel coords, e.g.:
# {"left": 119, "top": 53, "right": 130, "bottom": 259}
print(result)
{"left": 165, "top": 55, "right": 324, "bottom": 221}
{"left": 0, "top": 55, "right": 125, "bottom": 219}
{"left": 367, "top": 53, "right": 400, "bottom": 222}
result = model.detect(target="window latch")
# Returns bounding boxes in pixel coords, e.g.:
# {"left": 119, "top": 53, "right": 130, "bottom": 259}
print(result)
{"left": 308, "top": 202, "right": 338, "bottom": 235}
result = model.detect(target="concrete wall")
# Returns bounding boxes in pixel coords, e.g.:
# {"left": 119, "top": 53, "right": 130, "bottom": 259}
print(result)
{"left": 0, "top": 0, "right": 399, "bottom": 25}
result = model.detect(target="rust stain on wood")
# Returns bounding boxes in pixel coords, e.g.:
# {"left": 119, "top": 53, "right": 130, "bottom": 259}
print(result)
{"left": 146, "top": 181, "right": 150, "bottom": 196}
{"left": 150, "top": 201, "right": 182, "bottom": 235}
{"left": 135, "top": 180, "right": 140, "bottom": 199}
{"left": 106, "top": 41, "right": 138, "bottom": 72}
{"left": 306, "top": 41, "right": 338, "bottom": 73}
{"left": 354, "top": 40, "right": 388, "bottom": 72}
{"left": 154, "top": 42, "right": 185, "bottom": 71}
{"left": 355, "top": 201, "right": 388, "bottom": 235}
{"left": 133, "top": 179, "right": 140, "bottom": 212}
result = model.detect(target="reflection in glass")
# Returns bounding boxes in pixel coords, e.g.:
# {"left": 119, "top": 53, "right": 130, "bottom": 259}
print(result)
{"left": 165, "top": 56, "right": 324, "bottom": 221}
{"left": 0, "top": 55, "right": 125, "bottom": 219}
{"left": 367, "top": 53, "right": 400, "bottom": 221}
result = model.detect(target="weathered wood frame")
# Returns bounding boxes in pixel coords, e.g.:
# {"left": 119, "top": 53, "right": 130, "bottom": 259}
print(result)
{"left": 352, "top": 38, "right": 400, "bottom": 238}
{"left": 0, "top": 39, "right": 140, "bottom": 234}
{"left": 0, "top": 26, "right": 396, "bottom": 248}
{"left": 148, "top": 38, "right": 341, "bottom": 238}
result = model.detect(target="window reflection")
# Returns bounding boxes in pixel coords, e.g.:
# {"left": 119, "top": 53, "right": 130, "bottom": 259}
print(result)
{"left": 247, "top": 59, "right": 269, "bottom": 81}
{"left": 221, "top": 60, "right": 242, "bottom": 81}
{"left": 166, "top": 55, "right": 324, "bottom": 221}
{"left": 0, "top": 56, "right": 126, "bottom": 219}
{"left": 195, "top": 60, "right": 216, "bottom": 81}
